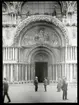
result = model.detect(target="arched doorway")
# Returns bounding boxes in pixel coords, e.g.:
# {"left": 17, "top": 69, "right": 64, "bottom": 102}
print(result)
{"left": 31, "top": 50, "right": 52, "bottom": 82}
{"left": 27, "top": 45, "right": 56, "bottom": 82}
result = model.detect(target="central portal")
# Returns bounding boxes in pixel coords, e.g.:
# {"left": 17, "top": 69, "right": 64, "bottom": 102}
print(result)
{"left": 35, "top": 62, "right": 48, "bottom": 82}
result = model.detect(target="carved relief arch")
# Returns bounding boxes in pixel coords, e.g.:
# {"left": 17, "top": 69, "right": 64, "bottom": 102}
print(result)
{"left": 13, "top": 15, "right": 69, "bottom": 46}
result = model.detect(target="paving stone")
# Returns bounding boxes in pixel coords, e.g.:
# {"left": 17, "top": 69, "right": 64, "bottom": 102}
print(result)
{"left": 4, "top": 83, "right": 77, "bottom": 103}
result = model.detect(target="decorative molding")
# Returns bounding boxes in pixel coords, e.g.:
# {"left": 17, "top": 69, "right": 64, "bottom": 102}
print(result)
{"left": 13, "top": 15, "right": 69, "bottom": 46}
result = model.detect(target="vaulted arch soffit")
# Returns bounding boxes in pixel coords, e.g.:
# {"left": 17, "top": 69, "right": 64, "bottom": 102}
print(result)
{"left": 26, "top": 45, "right": 59, "bottom": 64}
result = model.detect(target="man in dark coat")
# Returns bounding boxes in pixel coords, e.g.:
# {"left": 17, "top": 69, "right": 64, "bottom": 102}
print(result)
{"left": 43, "top": 78, "right": 48, "bottom": 92}
{"left": 3, "top": 78, "right": 11, "bottom": 103}
{"left": 34, "top": 76, "right": 38, "bottom": 92}
{"left": 61, "top": 78, "right": 68, "bottom": 100}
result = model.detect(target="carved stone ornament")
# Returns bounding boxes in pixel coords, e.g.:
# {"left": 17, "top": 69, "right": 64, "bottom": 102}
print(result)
{"left": 21, "top": 26, "right": 59, "bottom": 47}
{"left": 13, "top": 15, "right": 69, "bottom": 46}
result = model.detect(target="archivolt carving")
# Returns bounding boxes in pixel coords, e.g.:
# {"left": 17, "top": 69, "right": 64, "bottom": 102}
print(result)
{"left": 13, "top": 15, "right": 69, "bottom": 46}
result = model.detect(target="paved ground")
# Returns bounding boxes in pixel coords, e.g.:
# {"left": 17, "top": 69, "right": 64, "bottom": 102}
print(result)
{"left": 4, "top": 83, "right": 77, "bottom": 103}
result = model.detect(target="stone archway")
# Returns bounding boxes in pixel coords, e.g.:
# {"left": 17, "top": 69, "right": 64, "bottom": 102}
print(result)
{"left": 24, "top": 45, "right": 57, "bottom": 82}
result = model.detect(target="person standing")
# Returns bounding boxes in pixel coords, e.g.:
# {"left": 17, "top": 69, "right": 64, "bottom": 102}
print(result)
{"left": 3, "top": 78, "right": 11, "bottom": 103}
{"left": 34, "top": 76, "right": 38, "bottom": 92}
{"left": 57, "top": 78, "right": 62, "bottom": 92}
{"left": 43, "top": 78, "right": 47, "bottom": 92}
{"left": 61, "top": 78, "right": 68, "bottom": 100}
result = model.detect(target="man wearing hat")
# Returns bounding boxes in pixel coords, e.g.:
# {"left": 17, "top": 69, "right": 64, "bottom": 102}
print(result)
{"left": 34, "top": 76, "right": 38, "bottom": 92}
{"left": 3, "top": 78, "right": 11, "bottom": 103}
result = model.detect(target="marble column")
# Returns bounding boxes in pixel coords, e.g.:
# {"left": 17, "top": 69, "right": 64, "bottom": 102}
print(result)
{"left": 30, "top": 64, "right": 34, "bottom": 80}
{"left": 71, "top": 47, "right": 72, "bottom": 60}
{"left": 7, "top": 65, "right": 9, "bottom": 82}
{"left": 15, "top": 48, "right": 17, "bottom": 61}
{"left": 12, "top": 48, "right": 14, "bottom": 60}
{"left": 25, "top": 65, "right": 27, "bottom": 81}
{"left": 53, "top": 65, "right": 54, "bottom": 80}
{"left": 21, "top": 65, "right": 23, "bottom": 80}
{"left": 6, "top": 48, "right": 7, "bottom": 60}
{"left": 19, "top": 48, "right": 20, "bottom": 62}
{"left": 11, "top": 64, "right": 13, "bottom": 82}
{"left": 65, "top": 64, "right": 67, "bottom": 78}
{"left": 27, "top": 64, "right": 30, "bottom": 80}
{"left": 70, "top": 64, "right": 73, "bottom": 82}
{"left": 75, "top": 47, "right": 76, "bottom": 60}
{"left": 7, "top": 48, "right": 8, "bottom": 60}
{"left": 3, "top": 65, "right": 6, "bottom": 78}
{"left": 18, "top": 65, "right": 20, "bottom": 81}
{"left": 76, "top": 47, "right": 77, "bottom": 60}
{"left": 48, "top": 64, "right": 52, "bottom": 80}
{"left": 16, "top": 65, "right": 18, "bottom": 81}
{"left": 4, "top": 48, "right": 6, "bottom": 60}
{"left": 3, "top": 48, "right": 5, "bottom": 60}
{"left": 72, "top": 47, "right": 73, "bottom": 60}
{"left": 56, "top": 64, "right": 57, "bottom": 81}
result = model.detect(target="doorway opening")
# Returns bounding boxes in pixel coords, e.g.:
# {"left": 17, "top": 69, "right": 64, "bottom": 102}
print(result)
{"left": 35, "top": 62, "right": 48, "bottom": 82}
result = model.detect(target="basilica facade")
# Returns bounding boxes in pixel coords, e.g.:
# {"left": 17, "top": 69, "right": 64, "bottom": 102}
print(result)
{"left": 2, "top": 1, "right": 77, "bottom": 83}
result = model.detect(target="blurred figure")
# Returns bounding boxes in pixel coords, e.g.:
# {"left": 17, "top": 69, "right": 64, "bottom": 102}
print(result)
{"left": 3, "top": 78, "right": 11, "bottom": 103}
{"left": 34, "top": 76, "right": 38, "bottom": 92}
{"left": 57, "top": 78, "right": 62, "bottom": 92}
{"left": 47, "top": 77, "right": 49, "bottom": 85}
{"left": 43, "top": 78, "right": 48, "bottom": 92}
{"left": 61, "top": 77, "right": 68, "bottom": 100}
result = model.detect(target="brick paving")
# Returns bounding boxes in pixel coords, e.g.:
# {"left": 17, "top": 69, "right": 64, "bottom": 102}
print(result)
{"left": 4, "top": 83, "right": 77, "bottom": 103}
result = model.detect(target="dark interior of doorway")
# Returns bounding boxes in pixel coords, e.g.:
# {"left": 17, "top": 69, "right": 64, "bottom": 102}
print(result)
{"left": 35, "top": 62, "right": 48, "bottom": 82}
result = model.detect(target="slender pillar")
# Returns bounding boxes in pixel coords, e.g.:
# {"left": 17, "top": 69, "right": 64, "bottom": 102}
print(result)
{"left": 22, "top": 65, "right": 24, "bottom": 81}
{"left": 4, "top": 48, "right": 6, "bottom": 60}
{"left": 71, "top": 47, "right": 72, "bottom": 60}
{"left": 11, "top": 64, "right": 13, "bottom": 82}
{"left": 25, "top": 65, "right": 27, "bottom": 81}
{"left": 30, "top": 64, "right": 33, "bottom": 80}
{"left": 69, "top": 47, "right": 70, "bottom": 60}
{"left": 16, "top": 65, "right": 18, "bottom": 81}
{"left": 67, "top": 64, "right": 70, "bottom": 82}
{"left": 3, "top": 65, "right": 6, "bottom": 78}
{"left": 13, "top": 48, "right": 14, "bottom": 60}
{"left": 70, "top": 64, "right": 73, "bottom": 82}
{"left": 62, "top": 64, "right": 64, "bottom": 76}
{"left": 56, "top": 64, "right": 57, "bottom": 81}
{"left": 5, "top": 48, "right": 7, "bottom": 60}
{"left": 18, "top": 65, "right": 20, "bottom": 81}
{"left": 72, "top": 47, "right": 73, "bottom": 60}
{"left": 7, "top": 65, "right": 9, "bottom": 82}
{"left": 3, "top": 48, "right": 5, "bottom": 60}
{"left": 65, "top": 63, "right": 67, "bottom": 78}
{"left": 76, "top": 47, "right": 77, "bottom": 60}
{"left": 15, "top": 48, "right": 17, "bottom": 61}
{"left": 18, "top": 48, "right": 20, "bottom": 62}
{"left": 33, "top": 64, "right": 35, "bottom": 79}
{"left": 21, "top": 65, "right": 23, "bottom": 80}
{"left": 7, "top": 48, "right": 8, "bottom": 60}
{"left": 27, "top": 64, "right": 30, "bottom": 80}
{"left": 75, "top": 47, "right": 76, "bottom": 60}
{"left": 48, "top": 64, "right": 52, "bottom": 80}
{"left": 52, "top": 65, "right": 53, "bottom": 80}
{"left": 53, "top": 65, "right": 54, "bottom": 80}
